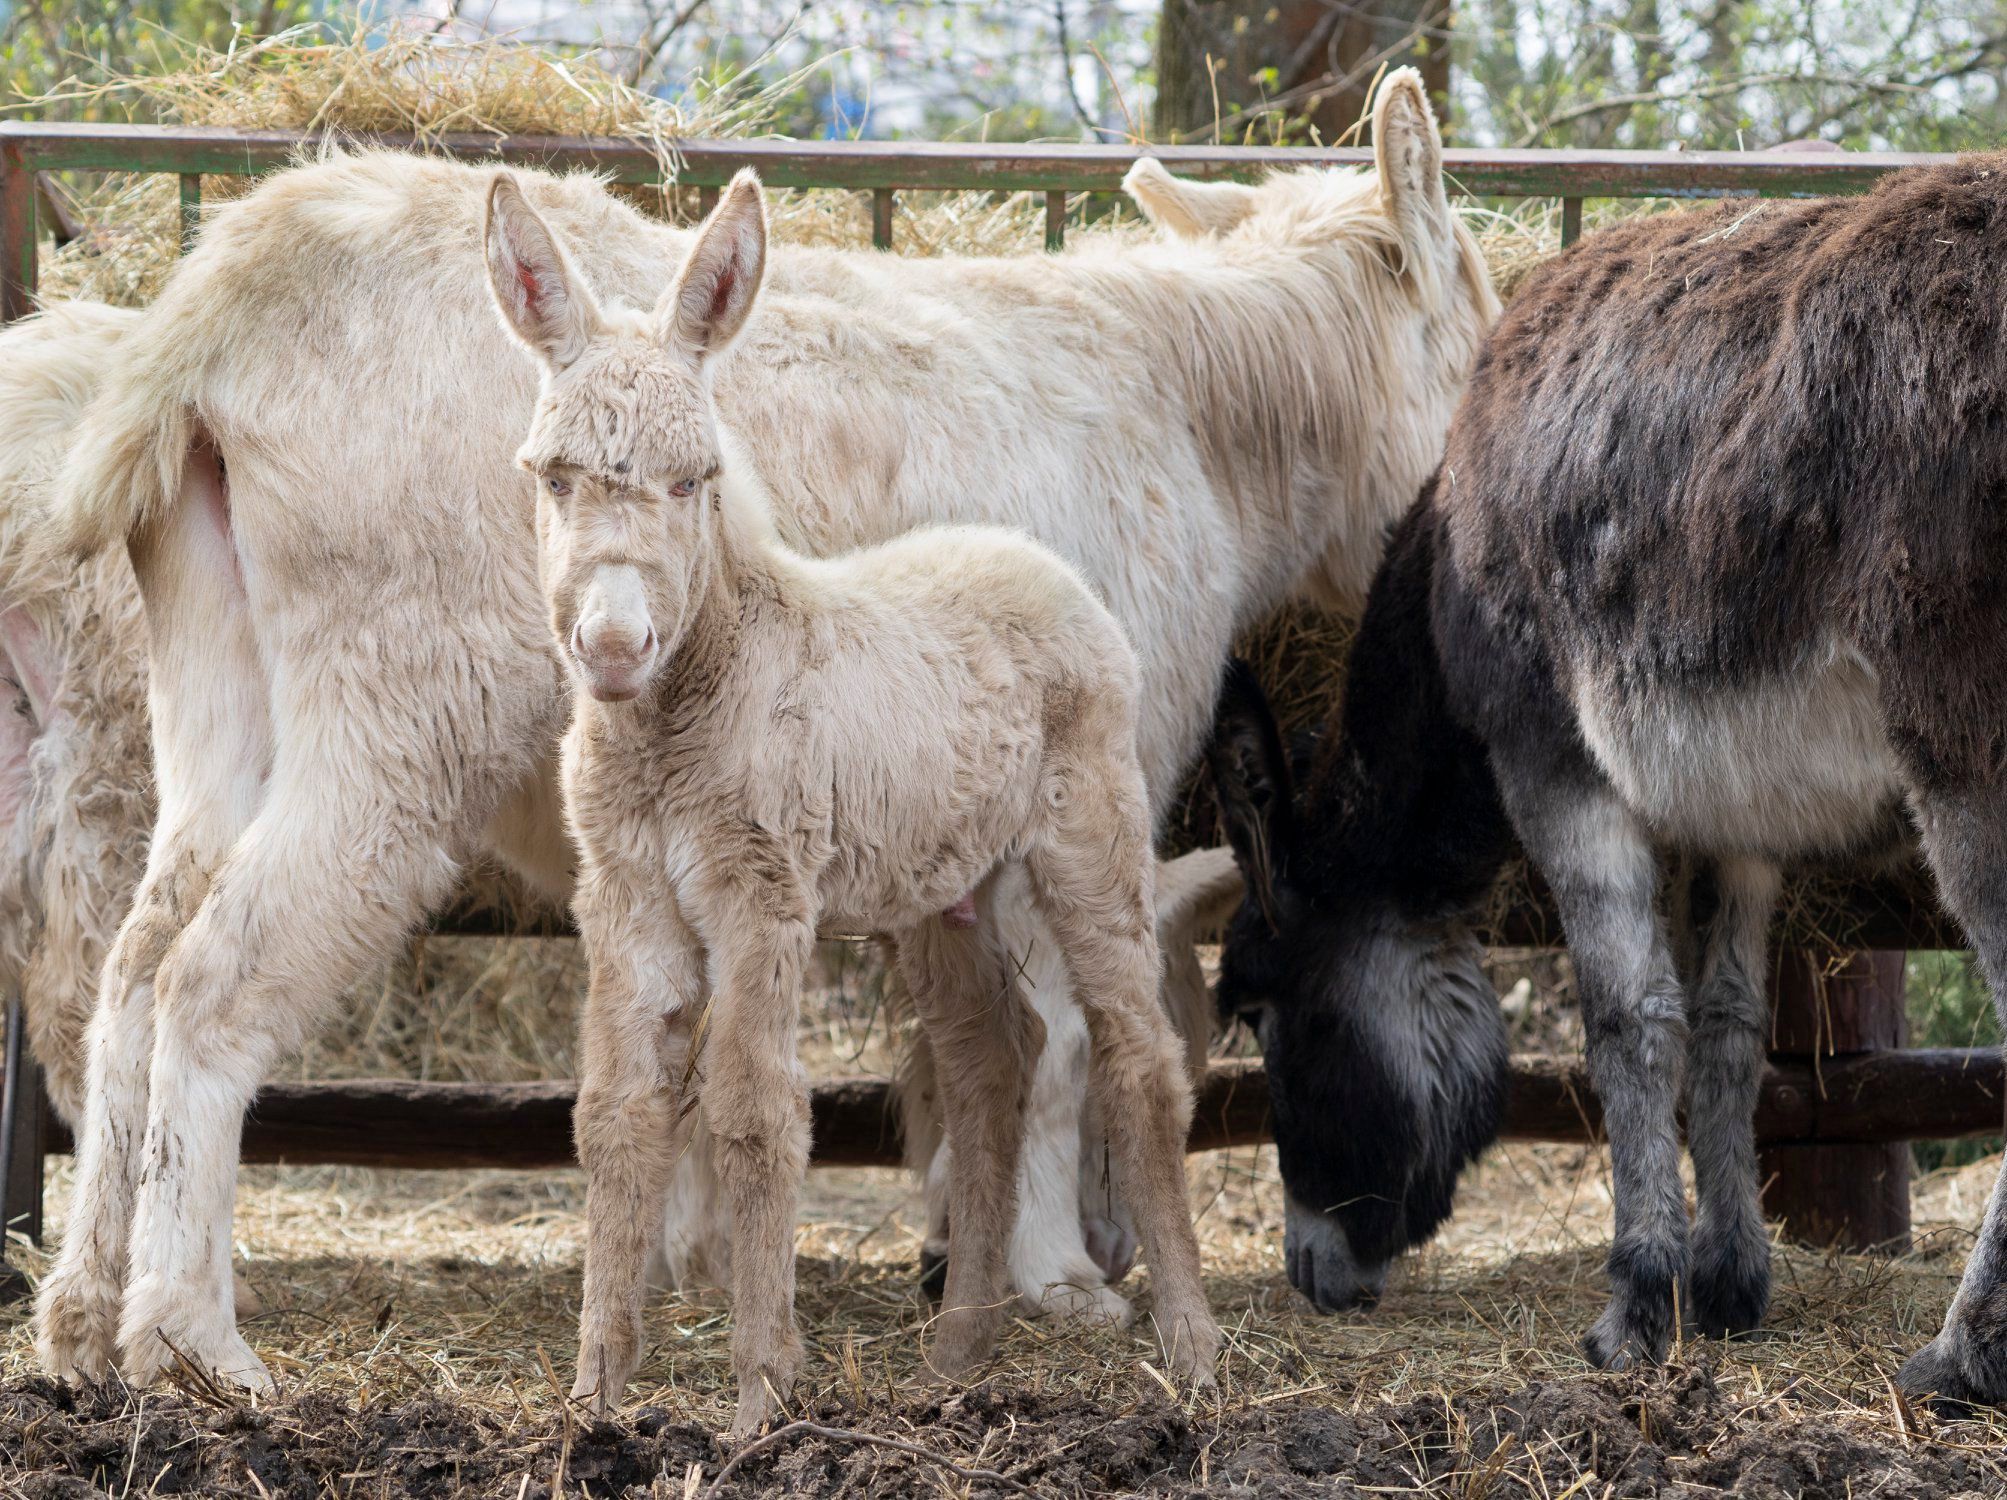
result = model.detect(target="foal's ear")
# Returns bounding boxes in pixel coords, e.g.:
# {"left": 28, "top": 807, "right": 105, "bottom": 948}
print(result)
{"left": 484, "top": 173, "right": 603, "bottom": 370}
{"left": 658, "top": 168, "right": 767, "bottom": 359}
{"left": 1205, "top": 659, "right": 1295, "bottom": 921}
{"left": 1123, "top": 158, "right": 1260, "bottom": 239}
{"left": 1372, "top": 66, "right": 1453, "bottom": 269}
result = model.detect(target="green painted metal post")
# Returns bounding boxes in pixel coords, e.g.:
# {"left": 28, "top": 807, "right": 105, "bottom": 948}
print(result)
{"left": 1, "top": 138, "right": 37, "bottom": 324}
{"left": 179, "top": 172, "right": 202, "bottom": 253}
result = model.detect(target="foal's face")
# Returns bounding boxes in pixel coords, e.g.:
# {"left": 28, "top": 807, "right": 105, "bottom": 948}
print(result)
{"left": 482, "top": 168, "right": 769, "bottom": 702}
{"left": 523, "top": 344, "right": 722, "bottom": 702}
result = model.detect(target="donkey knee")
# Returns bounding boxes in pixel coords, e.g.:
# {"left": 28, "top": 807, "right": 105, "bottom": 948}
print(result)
{"left": 706, "top": 1066, "right": 811, "bottom": 1188}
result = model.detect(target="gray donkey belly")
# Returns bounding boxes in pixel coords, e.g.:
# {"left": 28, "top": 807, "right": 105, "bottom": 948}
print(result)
{"left": 1569, "top": 642, "right": 1906, "bottom": 861}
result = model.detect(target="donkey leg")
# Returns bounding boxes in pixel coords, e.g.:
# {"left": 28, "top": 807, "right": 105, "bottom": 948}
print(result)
{"left": 571, "top": 891, "right": 705, "bottom": 1414}
{"left": 34, "top": 823, "right": 235, "bottom": 1381}
{"left": 1502, "top": 769, "right": 1688, "bottom": 1369}
{"left": 898, "top": 897, "right": 1043, "bottom": 1381}
{"left": 995, "top": 884, "right": 1134, "bottom": 1324}
{"left": 1681, "top": 857, "right": 1780, "bottom": 1339}
{"left": 1899, "top": 785, "right": 2007, "bottom": 1410}
{"left": 115, "top": 775, "right": 467, "bottom": 1389}
{"left": 701, "top": 911, "right": 813, "bottom": 1439}
{"left": 36, "top": 498, "right": 269, "bottom": 1382}
{"left": 1026, "top": 772, "right": 1219, "bottom": 1388}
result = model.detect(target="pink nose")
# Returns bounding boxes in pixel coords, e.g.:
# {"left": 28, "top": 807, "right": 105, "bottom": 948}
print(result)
{"left": 571, "top": 619, "right": 657, "bottom": 669}
{"left": 569, "top": 620, "right": 658, "bottom": 701}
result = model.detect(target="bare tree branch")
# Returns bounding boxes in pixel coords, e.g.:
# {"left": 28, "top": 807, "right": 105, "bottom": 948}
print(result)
{"left": 1052, "top": 0, "right": 1097, "bottom": 135}
{"left": 624, "top": 0, "right": 710, "bottom": 89}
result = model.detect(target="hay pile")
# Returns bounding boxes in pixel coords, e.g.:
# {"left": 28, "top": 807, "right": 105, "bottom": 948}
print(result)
{"left": 3, "top": 1141, "right": 2003, "bottom": 1494}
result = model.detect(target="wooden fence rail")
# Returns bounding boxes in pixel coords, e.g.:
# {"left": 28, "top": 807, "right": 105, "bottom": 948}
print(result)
{"left": 0, "top": 123, "right": 1991, "bottom": 1265}
{"left": 29, "top": 1048, "right": 2002, "bottom": 1174}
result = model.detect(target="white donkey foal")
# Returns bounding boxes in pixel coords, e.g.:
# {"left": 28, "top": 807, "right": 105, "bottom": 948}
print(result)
{"left": 487, "top": 170, "right": 1221, "bottom": 1434}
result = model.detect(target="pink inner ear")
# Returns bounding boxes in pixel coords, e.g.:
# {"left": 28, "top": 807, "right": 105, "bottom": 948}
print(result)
{"left": 706, "top": 266, "right": 736, "bottom": 330}
{"left": 515, "top": 257, "right": 545, "bottom": 318}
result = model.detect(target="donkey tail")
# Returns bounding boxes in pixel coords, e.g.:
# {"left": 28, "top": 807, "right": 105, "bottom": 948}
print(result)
{"left": 45, "top": 303, "right": 202, "bottom": 560}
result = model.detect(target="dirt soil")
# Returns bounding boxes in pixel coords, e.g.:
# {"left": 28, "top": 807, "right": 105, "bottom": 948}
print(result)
{"left": 0, "top": 1357, "right": 1998, "bottom": 1498}
{"left": 3, "top": 957, "right": 2004, "bottom": 1498}
{"left": 4, "top": 1139, "right": 2007, "bottom": 1497}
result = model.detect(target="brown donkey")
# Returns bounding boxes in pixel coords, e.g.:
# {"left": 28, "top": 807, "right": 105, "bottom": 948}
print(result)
{"left": 485, "top": 169, "right": 1221, "bottom": 1434}
{"left": 1209, "top": 155, "right": 2007, "bottom": 1409}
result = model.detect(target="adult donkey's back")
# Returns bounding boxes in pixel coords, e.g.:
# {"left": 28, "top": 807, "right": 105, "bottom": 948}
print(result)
{"left": 37, "top": 70, "right": 1497, "bottom": 1390}
{"left": 1209, "top": 155, "right": 2007, "bottom": 1406}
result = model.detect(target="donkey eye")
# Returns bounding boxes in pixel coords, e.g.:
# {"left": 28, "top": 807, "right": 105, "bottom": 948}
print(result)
{"left": 546, "top": 476, "right": 572, "bottom": 499}
{"left": 668, "top": 477, "right": 699, "bottom": 498}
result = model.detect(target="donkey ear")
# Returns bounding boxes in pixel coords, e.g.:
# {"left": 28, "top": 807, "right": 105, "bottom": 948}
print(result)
{"left": 1155, "top": 845, "right": 1244, "bottom": 948}
{"left": 1205, "top": 659, "right": 1295, "bottom": 920}
{"left": 1153, "top": 844, "right": 1244, "bottom": 1085}
{"left": 658, "top": 168, "right": 767, "bottom": 359}
{"left": 1372, "top": 66, "right": 1453, "bottom": 269}
{"left": 1123, "top": 158, "right": 1260, "bottom": 239}
{"left": 484, "top": 173, "right": 603, "bottom": 370}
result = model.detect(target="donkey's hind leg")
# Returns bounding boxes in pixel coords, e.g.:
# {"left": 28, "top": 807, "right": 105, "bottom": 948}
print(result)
{"left": 897, "top": 890, "right": 1044, "bottom": 1381}
{"left": 114, "top": 754, "right": 473, "bottom": 1390}
{"left": 1025, "top": 764, "right": 1219, "bottom": 1387}
{"left": 36, "top": 484, "right": 269, "bottom": 1383}
{"left": 1899, "top": 784, "right": 2007, "bottom": 1410}
{"left": 1498, "top": 762, "right": 1688, "bottom": 1369}
{"left": 1681, "top": 857, "right": 1780, "bottom": 1339}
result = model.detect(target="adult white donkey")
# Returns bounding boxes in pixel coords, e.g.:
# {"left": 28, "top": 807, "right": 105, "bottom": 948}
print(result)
{"left": 38, "top": 67, "right": 1496, "bottom": 1390}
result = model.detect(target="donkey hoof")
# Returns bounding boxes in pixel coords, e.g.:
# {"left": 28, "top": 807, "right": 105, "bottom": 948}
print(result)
{"left": 1898, "top": 1327, "right": 2007, "bottom": 1417}
{"left": 1083, "top": 1217, "right": 1138, "bottom": 1284}
{"left": 1032, "top": 1279, "right": 1133, "bottom": 1328}
{"left": 34, "top": 1268, "right": 123, "bottom": 1384}
{"left": 1687, "top": 1235, "right": 1770, "bottom": 1339}
{"left": 1582, "top": 1307, "right": 1666, "bottom": 1373}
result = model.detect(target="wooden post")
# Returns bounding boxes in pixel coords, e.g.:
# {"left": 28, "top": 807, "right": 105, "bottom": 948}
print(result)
{"left": 1759, "top": 948, "right": 1911, "bottom": 1252}
{"left": 1, "top": 138, "right": 36, "bottom": 324}
{"left": 0, "top": 996, "right": 46, "bottom": 1297}
{"left": 871, "top": 188, "right": 894, "bottom": 250}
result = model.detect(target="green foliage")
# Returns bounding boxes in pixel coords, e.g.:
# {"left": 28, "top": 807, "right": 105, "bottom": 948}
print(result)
{"left": 1455, "top": 0, "right": 2007, "bottom": 151}
{"left": 3, "top": 0, "right": 325, "bottom": 118}
{"left": 1909, "top": 951, "right": 2002, "bottom": 1172}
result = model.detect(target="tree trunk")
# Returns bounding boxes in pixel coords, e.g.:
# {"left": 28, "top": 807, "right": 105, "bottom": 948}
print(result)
{"left": 1152, "top": 0, "right": 1452, "bottom": 143}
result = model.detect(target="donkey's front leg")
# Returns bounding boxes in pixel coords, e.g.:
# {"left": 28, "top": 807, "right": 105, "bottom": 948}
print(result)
{"left": 1680, "top": 858, "right": 1779, "bottom": 1339}
{"left": 571, "top": 887, "right": 706, "bottom": 1414}
{"left": 701, "top": 901, "right": 814, "bottom": 1439}
{"left": 1504, "top": 769, "right": 1689, "bottom": 1369}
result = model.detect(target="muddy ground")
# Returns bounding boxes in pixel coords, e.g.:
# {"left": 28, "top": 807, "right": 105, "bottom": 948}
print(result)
{"left": 0, "top": 1356, "right": 1999, "bottom": 1498}
{"left": 3, "top": 1142, "right": 2005, "bottom": 1498}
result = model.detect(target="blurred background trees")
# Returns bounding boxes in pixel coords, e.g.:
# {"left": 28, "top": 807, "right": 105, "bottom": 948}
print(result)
{"left": 5, "top": 0, "right": 2005, "bottom": 149}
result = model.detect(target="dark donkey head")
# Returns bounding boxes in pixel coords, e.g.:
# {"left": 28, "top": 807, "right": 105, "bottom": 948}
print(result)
{"left": 1206, "top": 497, "right": 1514, "bottom": 1311}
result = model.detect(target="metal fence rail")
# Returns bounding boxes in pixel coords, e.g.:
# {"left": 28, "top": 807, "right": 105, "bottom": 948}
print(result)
{"left": 0, "top": 122, "right": 1984, "bottom": 1262}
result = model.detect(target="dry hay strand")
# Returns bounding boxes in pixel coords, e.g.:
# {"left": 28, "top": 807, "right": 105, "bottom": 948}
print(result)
{"left": 31, "top": 23, "right": 1560, "bottom": 307}
{"left": 4, "top": 1144, "right": 2006, "bottom": 1494}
